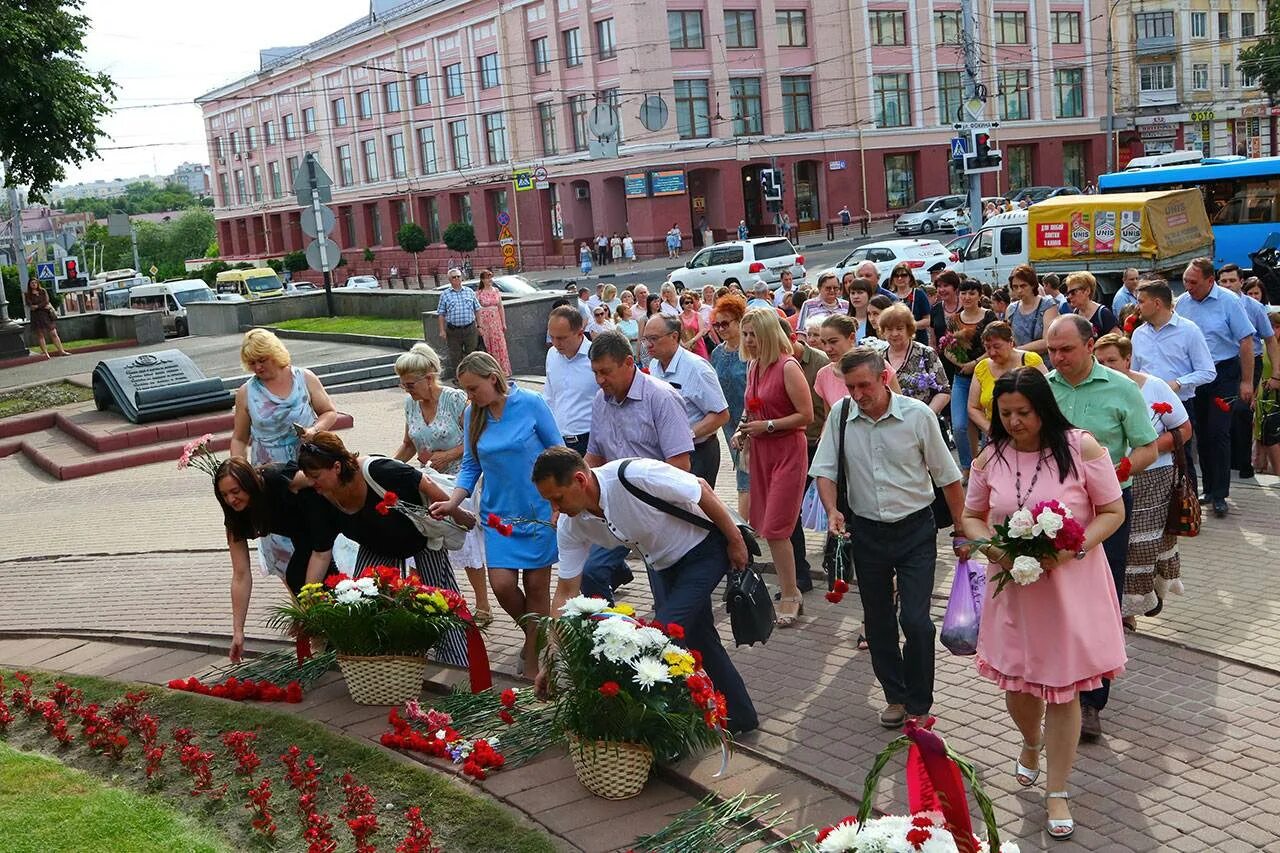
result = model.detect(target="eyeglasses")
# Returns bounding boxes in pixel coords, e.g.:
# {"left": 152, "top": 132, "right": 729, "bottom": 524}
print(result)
{"left": 641, "top": 333, "right": 676, "bottom": 344}
{"left": 893, "top": 271, "right": 911, "bottom": 278}
{"left": 1067, "top": 287, "right": 1089, "bottom": 296}
{"left": 711, "top": 320, "right": 732, "bottom": 330}
{"left": 399, "top": 375, "right": 431, "bottom": 390}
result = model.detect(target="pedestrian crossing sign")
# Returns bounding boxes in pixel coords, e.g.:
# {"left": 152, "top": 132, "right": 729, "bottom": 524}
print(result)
{"left": 950, "top": 137, "right": 967, "bottom": 159}
{"left": 36, "top": 262, "right": 57, "bottom": 281}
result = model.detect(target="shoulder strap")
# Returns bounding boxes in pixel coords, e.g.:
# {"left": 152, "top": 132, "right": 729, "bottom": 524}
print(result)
{"left": 617, "top": 460, "right": 714, "bottom": 531}
{"left": 835, "top": 398, "right": 854, "bottom": 517}
{"left": 360, "top": 455, "right": 387, "bottom": 498}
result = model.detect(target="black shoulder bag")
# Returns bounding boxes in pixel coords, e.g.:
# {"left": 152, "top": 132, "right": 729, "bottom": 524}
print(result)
{"left": 821, "top": 399, "right": 856, "bottom": 590}
{"left": 616, "top": 460, "right": 771, "bottom": 646}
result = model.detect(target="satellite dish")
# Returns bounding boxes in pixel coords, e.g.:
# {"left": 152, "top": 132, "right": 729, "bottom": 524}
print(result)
{"left": 587, "top": 104, "right": 619, "bottom": 139}
{"left": 639, "top": 95, "right": 669, "bottom": 132}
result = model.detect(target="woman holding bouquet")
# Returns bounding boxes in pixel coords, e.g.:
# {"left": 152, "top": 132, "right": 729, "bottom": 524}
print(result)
{"left": 960, "top": 367, "right": 1127, "bottom": 840}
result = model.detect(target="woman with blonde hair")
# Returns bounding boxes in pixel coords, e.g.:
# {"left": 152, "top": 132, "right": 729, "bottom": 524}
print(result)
{"left": 230, "top": 328, "right": 339, "bottom": 580}
{"left": 1060, "top": 271, "right": 1118, "bottom": 337}
{"left": 731, "top": 307, "right": 814, "bottom": 626}
{"left": 430, "top": 351, "right": 562, "bottom": 676}
{"left": 393, "top": 343, "right": 492, "bottom": 625}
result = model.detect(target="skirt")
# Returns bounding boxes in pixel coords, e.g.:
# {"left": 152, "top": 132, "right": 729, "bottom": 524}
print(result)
{"left": 1123, "top": 465, "right": 1183, "bottom": 617}
{"left": 352, "top": 545, "right": 470, "bottom": 668}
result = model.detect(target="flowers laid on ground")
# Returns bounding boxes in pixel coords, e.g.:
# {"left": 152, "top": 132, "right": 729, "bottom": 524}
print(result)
{"left": 380, "top": 706, "right": 507, "bottom": 780}
{"left": 167, "top": 676, "right": 303, "bottom": 703}
{"left": 269, "top": 565, "right": 471, "bottom": 657}
{"left": 814, "top": 812, "right": 1020, "bottom": 852}
{"left": 971, "top": 499, "right": 1086, "bottom": 595}
{"left": 176, "top": 433, "right": 220, "bottom": 477}
{"left": 538, "top": 596, "right": 728, "bottom": 757}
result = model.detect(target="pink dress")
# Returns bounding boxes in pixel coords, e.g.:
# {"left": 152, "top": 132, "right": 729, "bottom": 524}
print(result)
{"left": 964, "top": 430, "right": 1127, "bottom": 702}
{"left": 680, "top": 311, "right": 708, "bottom": 359}
{"left": 745, "top": 357, "right": 808, "bottom": 539}
{"left": 476, "top": 286, "right": 511, "bottom": 376}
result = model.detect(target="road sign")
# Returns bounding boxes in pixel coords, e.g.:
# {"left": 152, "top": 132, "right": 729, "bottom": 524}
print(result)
{"left": 294, "top": 153, "right": 334, "bottom": 206}
{"left": 587, "top": 104, "right": 619, "bottom": 139}
{"left": 638, "top": 95, "right": 669, "bottom": 132}
{"left": 149, "top": 265, "right": 159, "bottom": 277}
{"left": 501, "top": 244, "right": 517, "bottom": 259}
{"left": 950, "top": 137, "right": 968, "bottom": 159}
{"left": 955, "top": 121, "right": 998, "bottom": 131}
{"left": 533, "top": 166, "right": 549, "bottom": 190}
{"left": 496, "top": 211, "right": 510, "bottom": 227}
{"left": 305, "top": 239, "right": 341, "bottom": 274}
{"left": 512, "top": 170, "right": 533, "bottom": 192}
{"left": 35, "top": 262, "right": 56, "bottom": 281}
{"left": 498, "top": 225, "right": 514, "bottom": 245}
{"left": 301, "top": 205, "right": 336, "bottom": 238}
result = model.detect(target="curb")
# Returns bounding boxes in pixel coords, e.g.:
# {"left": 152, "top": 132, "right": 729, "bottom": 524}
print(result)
{"left": 0, "top": 339, "right": 139, "bottom": 370}
{"left": 261, "top": 328, "right": 420, "bottom": 349}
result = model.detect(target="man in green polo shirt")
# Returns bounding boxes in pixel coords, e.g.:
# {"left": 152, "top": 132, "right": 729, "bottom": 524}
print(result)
{"left": 1046, "top": 314, "right": 1158, "bottom": 741}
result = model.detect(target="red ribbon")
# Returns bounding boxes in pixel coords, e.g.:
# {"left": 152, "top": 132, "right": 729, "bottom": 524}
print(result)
{"left": 903, "top": 718, "right": 976, "bottom": 852}
{"left": 462, "top": 618, "right": 492, "bottom": 693}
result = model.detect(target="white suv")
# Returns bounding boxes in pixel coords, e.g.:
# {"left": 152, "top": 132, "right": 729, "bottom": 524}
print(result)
{"left": 832, "top": 239, "right": 952, "bottom": 285}
{"left": 667, "top": 238, "right": 806, "bottom": 291}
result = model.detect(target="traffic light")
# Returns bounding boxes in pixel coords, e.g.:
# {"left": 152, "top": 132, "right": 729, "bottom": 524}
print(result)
{"left": 968, "top": 129, "right": 1002, "bottom": 171}
{"left": 760, "top": 168, "right": 783, "bottom": 202}
{"left": 64, "top": 258, "right": 78, "bottom": 281}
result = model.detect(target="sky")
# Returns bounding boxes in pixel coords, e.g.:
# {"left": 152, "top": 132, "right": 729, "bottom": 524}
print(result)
{"left": 59, "top": 0, "right": 366, "bottom": 186}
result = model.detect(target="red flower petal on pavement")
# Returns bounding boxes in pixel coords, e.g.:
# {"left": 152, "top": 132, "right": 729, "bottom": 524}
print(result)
{"left": 833, "top": 579, "right": 850, "bottom": 594}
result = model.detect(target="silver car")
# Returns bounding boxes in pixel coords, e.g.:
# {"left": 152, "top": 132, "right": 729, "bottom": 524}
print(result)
{"left": 894, "top": 195, "right": 966, "bottom": 235}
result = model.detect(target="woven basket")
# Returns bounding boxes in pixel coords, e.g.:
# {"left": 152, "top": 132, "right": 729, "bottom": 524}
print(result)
{"left": 566, "top": 733, "right": 654, "bottom": 800}
{"left": 335, "top": 654, "right": 428, "bottom": 705}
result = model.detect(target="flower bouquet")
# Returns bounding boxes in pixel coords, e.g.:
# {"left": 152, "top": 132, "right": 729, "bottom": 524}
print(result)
{"left": 976, "top": 500, "right": 1085, "bottom": 596}
{"left": 373, "top": 491, "right": 469, "bottom": 551}
{"left": 539, "top": 596, "right": 728, "bottom": 799}
{"left": 176, "top": 433, "right": 220, "bottom": 477}
{"left": 270, "top": 567, "right": 471, "bottom": 705}
{"left": 938, "top": 329, "right": 975, "bottom": 366}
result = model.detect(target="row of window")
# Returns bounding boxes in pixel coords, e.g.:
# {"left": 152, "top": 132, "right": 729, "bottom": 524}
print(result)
{"left": 872, "top": 69, "right": 1086, "bottom": 128}
{"left": 666, "top": 9, "right": 808, "bottom": 50}
{"left": 1140, "top": 10, "right": 1258, "bottom": 41}
{"left": 879, "top": 10, "right": 1081, "bottom": 47}
{"left": 1140, "top": 61, "right": 1259, "bottom": 93}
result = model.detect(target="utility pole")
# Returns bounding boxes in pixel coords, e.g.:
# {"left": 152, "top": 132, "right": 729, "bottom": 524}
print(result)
{"left": 1105, "top": 3, "right": 1116, "bottom": 174}
{"left": 960, "top": 0, "right": 985, "bottom": 235}
{"left": 4, "top": 174, "right": 30, "bottom": 323}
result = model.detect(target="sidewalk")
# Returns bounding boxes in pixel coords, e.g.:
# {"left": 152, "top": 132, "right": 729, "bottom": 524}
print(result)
{"left": 4, "top": 384, "right": 1280, "bottom": 851}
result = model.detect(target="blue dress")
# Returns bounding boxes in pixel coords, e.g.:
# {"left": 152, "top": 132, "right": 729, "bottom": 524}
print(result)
{"left": 456, "top": 386, "right": 562, "bottom": 569}
{"left": 245, "top": 368, "right": 315, "bottom": 579}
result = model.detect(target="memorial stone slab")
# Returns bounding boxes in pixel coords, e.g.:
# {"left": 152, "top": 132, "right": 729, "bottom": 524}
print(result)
{"left": 92, "top": 349, "right": 233, "bottom": 424}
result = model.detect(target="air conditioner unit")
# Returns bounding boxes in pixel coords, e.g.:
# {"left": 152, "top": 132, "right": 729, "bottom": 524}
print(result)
{"left": 575, "top": 185, "right": 590, "bottom": 200}
{"left": 217, "top": 157, "right": 225, "bottom": 166}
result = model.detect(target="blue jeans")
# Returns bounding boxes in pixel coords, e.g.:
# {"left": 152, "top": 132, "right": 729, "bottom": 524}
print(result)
{"left": 950, "top": 374, "right": 973, "bottom": 470}
{"left": 580, "top": 545, "right": 631, "bottom": 603}
{"left": 648, "top": 531, "right": 757, "bottom": 732}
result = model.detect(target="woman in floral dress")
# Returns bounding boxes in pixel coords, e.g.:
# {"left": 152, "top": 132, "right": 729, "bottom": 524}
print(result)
{"left": 475, "top": 269, "right": 511, "bottom": 376}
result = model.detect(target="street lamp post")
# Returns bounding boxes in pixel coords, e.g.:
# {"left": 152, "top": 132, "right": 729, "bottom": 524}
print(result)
{"left": 1105, "top": 0, "right": 1124, "bottom": 175}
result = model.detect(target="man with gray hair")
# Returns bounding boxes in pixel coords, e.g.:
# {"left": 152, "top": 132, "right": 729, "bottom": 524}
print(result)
{"left": 1111, "top": 267, "right": 1141, "bottom": 314}
{"left": 436, "top": 267, "right": 482, "bottom": 380}
{"left": 645, "top": 314, "right": 730, "bottom": 485}
{"left": 811, "top": 346, "right": 966, "bottom": 727}
{"left": 747, "top": 279, "right": 774, "bottom": 310}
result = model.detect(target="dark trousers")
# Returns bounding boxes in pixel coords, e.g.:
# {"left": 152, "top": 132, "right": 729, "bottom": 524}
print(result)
{"left": 689, "top": 437, "right": 721, "bottom": 488}
{"left": 849, "top": 508, "right": 938, "bottom": 716}
{"left": 445, "top": 322, "right": 478, "bottom": 380}
{"left": 1182, "top": 402, "right": 1201, "bottom": 499}
{"left": 1080, "top": 487, "right": 1133, "bottom": 712}
{"left": 788, "top": 442, "right": 818, "bottom": 591}
{"left": 580, "top": 545, "right": 632, "bottom": 603}
{"left": 1193, "top": 358, "right": 1241, "bottom": 500}
{"left": 649, "top": 531, "right": 757, "bottom": 732}
{"left": 1231, "top": 355, "right": 1264, "bottom": 472}
{"left": 562, "top": 432, "right": 590, "bottom": 458}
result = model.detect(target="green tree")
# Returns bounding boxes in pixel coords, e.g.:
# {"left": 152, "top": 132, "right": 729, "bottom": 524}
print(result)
{"left": 443, "top": 221, "right": 477, "bottom": 254}
{"left": 282, "top": 251, "right": 308, "bottom": 274}
{"left": 1, "top": 0, "right": 116, "bottom": 200}
{"left": 62, "top": 181, "right": 203, "bottom": 218}
{"left": 396, "top": 222, "right": 429, "bottom": 281}
{"left": 1240, "top": 6, "right": 1280, "bottom": 97}
{"left": 200, "top": 260, "right": 229, "bottom": 287}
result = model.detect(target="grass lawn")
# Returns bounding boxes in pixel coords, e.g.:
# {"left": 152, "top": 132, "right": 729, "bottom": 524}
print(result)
{"left": 0, "top": 381, "right": 95, "bottom": 419}
{"left": 0, "top": 742, "right": 228, "bottom": 853}
{"left": 273, "top": 316, "right": 424, "bottom": 339}
{"left": 29, "top": 336, "right": 128, "bottom": 355}
{"left": 1, "top": 670, "right": 556, "bottom": 853}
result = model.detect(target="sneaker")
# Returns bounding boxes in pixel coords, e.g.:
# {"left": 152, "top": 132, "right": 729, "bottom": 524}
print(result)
{"left": 879, "top": 703, "right": 907, "bottom": 728}
{"left": 1213, "top": 499, "right": 1229, "bottom": 518}
{"left": 1080, "top": 705, "right": 1102, "bottom": 740}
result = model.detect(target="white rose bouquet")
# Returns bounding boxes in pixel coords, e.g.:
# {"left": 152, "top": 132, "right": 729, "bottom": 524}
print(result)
{"left": 976, "top": 500, "right": 1086, "bottom": 595}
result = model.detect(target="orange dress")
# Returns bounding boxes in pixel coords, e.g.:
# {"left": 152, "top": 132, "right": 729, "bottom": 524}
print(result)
{"left": 476, "top": 286, "right": 511, "bottom": 376}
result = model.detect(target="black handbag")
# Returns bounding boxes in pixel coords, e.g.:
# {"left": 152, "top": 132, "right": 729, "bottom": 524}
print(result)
{"left": 616, "top": 461, "right": 771, "bottom": 646}
{"left": 821, "top": 399, "right": 856, "bottom": 589}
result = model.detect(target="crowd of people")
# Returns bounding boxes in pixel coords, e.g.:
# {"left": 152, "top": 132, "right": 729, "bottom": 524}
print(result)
{"left": 211, "top": 253, "right": 1280, "bottom": 843}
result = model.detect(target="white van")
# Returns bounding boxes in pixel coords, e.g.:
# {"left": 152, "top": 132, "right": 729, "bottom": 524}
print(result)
{"left": 128, "top": 279, "right": 215, "bottom": 336}
{"left": 950, "top": 209, "right": 1029, "bottom": 285}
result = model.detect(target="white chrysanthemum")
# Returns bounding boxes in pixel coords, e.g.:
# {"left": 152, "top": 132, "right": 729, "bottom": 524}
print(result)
{"left": 816, "top": 820, "right": 861, "bottom": 852}
{"left": 334, "top": 578, "right": 357, "bottom": 594}
{"left": 631, "top": 656, "right": 672, "bottom": 689}
{"left": 354, "top": 576, "right": 379, "bottom": 596}
{"left": 335, "top": 588, "right": 363, "bottom": 605}
{"left": 1010, "top": 555, "right": 1043, "bottom": 585}
{"left": 634, "top": 626, "right": 669, "bottom": 649}
{"left": 1006, "top": 509, "right": 1035, "bottom": 538}
{"left": 560, "top": 596, "right": 610, "bottom": 617}
{"left": 593, "top": 636, "right": 642, "bottom": 664}
{"left": 1034, "top": 508, "right": 1064, "bottom": 537}
{"left": 998, "top": 841, "right": 1021, "bottom": 853}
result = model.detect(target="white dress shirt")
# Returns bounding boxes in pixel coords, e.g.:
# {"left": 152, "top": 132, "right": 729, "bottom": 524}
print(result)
{"left": 544, "top": 336, "right": 596, "bottom": 435}
{"left": 648, "top": 345, "right": 729, "bottom": 443}
{"left": 556, "top": 459, "right": 711, "bottom": 579}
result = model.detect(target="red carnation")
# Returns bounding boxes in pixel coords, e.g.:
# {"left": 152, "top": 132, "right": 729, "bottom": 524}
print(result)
{"left": 498, "top": 523, "right": 514, "bottom": 536}
{"left": 1215, "top": 396, "right": 1232, "bottom": 412}
{"left": 498, "top": 710, "right": 515, "bottom": 725}
{"left": 825, "top": 590, "right": 843, "bottom": 603}
{"left": 746, "top": 396, "right": 764, "bottom": 412}
{"left": 906, "top": 826, "right": 933, "bottom": 847}
{"left": 486, "top": 513, "right": 502, "bottom": 528}
{"left": 690, "top": 649, "right": 703, "bottom": 668}
{"left": 1123, "top": 314, "right": 1138, "bottom": 334}
{"left": 911, "top": 815, "right": 934, "bottom": 828}
{"left": 665, "top": 622, "right": 685, "bottom": 640}
{"left": 598, "top": 681, "right": 620, "bottom": 698}
{"left": 833, "top": 579, "right": 850, "bottom": 594}
{"left": 1115, "top": 456, "right": 1132, "bottom": 481}
{"left": 1151, "top": 401, "right": 1174, "bottom": 415}
{"left": 323, "top": 573, "right": 346, "bottom": 589}
{"left": 500, "top": 688, "right": 517, "bottom": 708}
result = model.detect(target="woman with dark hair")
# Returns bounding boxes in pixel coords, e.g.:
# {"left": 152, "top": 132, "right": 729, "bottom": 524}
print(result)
{"left": 429, "top": 351, "right": 561, "bottom": 676}
{"left": 944, "top": 279, "right": 998, "bottom": 478}
{"left": 1006, "top": 263, "right": 1057, "bottom": 353}
{"left": 214, "top": 457, "right": 338, "bottom": 661}
{"left": 844, "top": 277, "right": 878, "bottom": 343}
{"left": 960, "top": 367, "right": 1127, "bottom": 841}
{"left": 297, "top": 431, "right": 476, "bottom": 668}
{"left": 24, "top": 280, "right": 68, "bottom": 358}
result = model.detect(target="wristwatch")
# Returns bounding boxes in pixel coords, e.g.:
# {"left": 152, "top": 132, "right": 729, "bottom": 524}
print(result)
{"left": 1073, "top": 548, "right": 1087, "bottom": 561}
{"left": 766, "top": 419, "right": 776, "bottom": 433}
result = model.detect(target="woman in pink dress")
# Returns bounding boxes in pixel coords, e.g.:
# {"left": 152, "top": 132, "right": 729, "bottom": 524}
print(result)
{"left": 475, "top": 269, "right": 511, "bottom": 376}
{"left": 731, "top": 307, "right": 813, "bottom": 626}
{"left": 678, "top": 292, "right": 709, "bottom": 358}
{"left": 960, "top": 367, "right": 1126, "bottom": 841}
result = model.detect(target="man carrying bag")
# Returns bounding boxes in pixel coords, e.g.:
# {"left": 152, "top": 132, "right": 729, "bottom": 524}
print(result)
{"left": 532, "top": 447, "right": 759, "bottom": 735}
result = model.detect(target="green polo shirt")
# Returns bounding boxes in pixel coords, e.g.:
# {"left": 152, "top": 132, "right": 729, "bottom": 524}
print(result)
{"left": 1047, "top": 361, "right": 1158, "bottom": 488}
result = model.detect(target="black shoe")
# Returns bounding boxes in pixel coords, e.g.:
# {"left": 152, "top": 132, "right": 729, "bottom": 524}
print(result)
{"left": 1080, "top": 706, "right": 1102, "bottom": 740}
{"left": 1213, "top": 499, "right": 1228, "bottom": 518}
{"left": 1240, "top": 467, "right": 1256, "bottom": 479}
{"left": 1199, "top": 495, "right": 1212, "bottom": 505}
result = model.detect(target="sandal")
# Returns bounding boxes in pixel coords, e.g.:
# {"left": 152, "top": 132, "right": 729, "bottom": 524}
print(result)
{"left": 1122, "top": 616, "right": 1137, "bottom": 633}
{"left": 473, "top": 609, "right": 493, "bottom": 628}
{"left": 1045, "top": 791, "right": 1074, "bottom": 840}
{"left": 1014, "top": 738, "right": 1043, "bottom": 787}
{"left": 775, "top": 594, "right": 804, "bottom": 628}
{"left": 856, "top": 633, "right": 870, "bottom": 651}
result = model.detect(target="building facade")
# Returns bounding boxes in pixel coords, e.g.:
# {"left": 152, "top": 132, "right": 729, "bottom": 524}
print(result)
{"left": 197, "top": 0, "right": 1114, "bottom": 271}
{"left": 169, "top": 162, "right": 212, "bottom": 197}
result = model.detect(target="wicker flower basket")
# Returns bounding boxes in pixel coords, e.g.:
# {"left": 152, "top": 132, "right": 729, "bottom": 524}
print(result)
{"left": 335, "top": 653, "right": 428, "bottom": 705}
{"left": 566, "top": 733, "right": 654, "bottom": 800}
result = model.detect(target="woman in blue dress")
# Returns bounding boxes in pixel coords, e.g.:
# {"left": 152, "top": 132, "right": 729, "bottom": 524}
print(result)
{"left": 431, "top": 352, "right": 562, "bottom": 676}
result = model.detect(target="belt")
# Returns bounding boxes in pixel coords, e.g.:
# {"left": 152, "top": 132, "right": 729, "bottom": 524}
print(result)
{"left": 852, "top": 506, "right": 933, "bottom": 528}
{"left": 447, "top": 321, "right": 476, "bottom": 329}
{"left": 563, "top": 433, "right": 589, "bottom": 444}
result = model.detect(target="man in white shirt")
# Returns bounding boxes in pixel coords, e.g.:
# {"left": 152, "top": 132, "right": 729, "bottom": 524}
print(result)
{"left": 544, "top": 305, "right": 597, "bottom": 457}
{"left": 574, "top": 287, "right": 594, "bottom": 325}
{"left": 533, "top": 447, "right": 758, "bottom": 734}
{"left": 645, "top": 315, "right": 730, "bottom": 486}
{"left": 773, "top": 268, "right": 796, "bottom": 308}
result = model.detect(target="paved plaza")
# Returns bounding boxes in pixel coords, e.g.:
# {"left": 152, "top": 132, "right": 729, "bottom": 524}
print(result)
{"left": 3, "top": 382, "right": 1280, "bottom": 851}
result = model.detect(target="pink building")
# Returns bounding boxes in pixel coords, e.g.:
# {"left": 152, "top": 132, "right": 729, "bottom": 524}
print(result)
{"left": 197, "top": 0, "right": 1109, "bottom": 273}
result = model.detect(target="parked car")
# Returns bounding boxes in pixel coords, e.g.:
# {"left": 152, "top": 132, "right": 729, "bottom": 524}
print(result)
{"left": 339, "top": 275, "right": 381, "bottom": 289}
{"left": 831, "top": 238, "right": 952, "bottom": 285}
{"left": 431, "top": 274, "right": 540, "bottom": 298}
{"left": 128, "top": 279, "right": 215, "bottom": 337}
{"left": 1006, "top": 186, "right": 1081, "bottom": 206}
{"left": 666, "top": 238, "right": 806, "bottom": 290}
{"left": 939, "top": 197, "right": 1008, "bottom": 232}
{"left": 893, "top": 195, "right": 966, "bottom": 235}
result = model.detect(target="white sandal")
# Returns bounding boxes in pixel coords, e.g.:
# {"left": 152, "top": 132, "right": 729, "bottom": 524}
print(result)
{"left": 1013, "top": 739, "right": 1043, "bottom": 787}
{"left": 1045, "top": 791, "right": 1074, "bottom": 840}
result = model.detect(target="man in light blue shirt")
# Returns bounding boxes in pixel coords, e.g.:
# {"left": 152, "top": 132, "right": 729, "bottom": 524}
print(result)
{"left": 1131, "top": 281, "right": 1216, "bottom": 403}
{"left": 1111, "top": 267, "right": 1140, "bottom": 315}
{"left": 1174, "top": 258, "right": 1255, "bottom": 515}
{"left": 645, "top": 314, "right": 730, "bottom": 486}
{"left": 1218, "top": 265, "right": 1280, "bottom": 476}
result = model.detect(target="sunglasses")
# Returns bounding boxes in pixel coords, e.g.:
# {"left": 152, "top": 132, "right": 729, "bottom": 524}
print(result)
{"left": 711, "top": 320, "right": 732, "bottom": 330}
{"left": 893, "top": 271, "right": 911, "bottom": 278}
{"left": 1067, "top": 287, "right": 1088, "bottom": 296}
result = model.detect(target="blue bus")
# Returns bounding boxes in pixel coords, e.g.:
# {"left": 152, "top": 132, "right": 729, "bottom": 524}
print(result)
{"left": 1098, "top": 155, "right": 1280, "bottom": 272}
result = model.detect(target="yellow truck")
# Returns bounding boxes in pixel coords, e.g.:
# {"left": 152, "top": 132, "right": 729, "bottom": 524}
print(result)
{"left": 951, "top": 189, "right": 1214, "bottom": 294}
